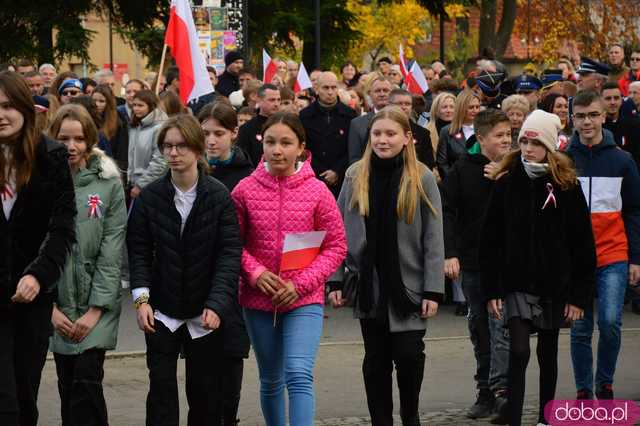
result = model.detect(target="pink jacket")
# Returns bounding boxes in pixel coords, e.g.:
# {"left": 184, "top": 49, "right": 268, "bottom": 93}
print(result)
{"left": 231, "top": 156, "right": 347, "bottom": 312}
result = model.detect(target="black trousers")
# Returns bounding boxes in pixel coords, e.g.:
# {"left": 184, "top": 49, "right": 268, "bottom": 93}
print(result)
{"left": 360, "top": 318, "right": 426, "bottom": 426}
{"left": 221, "top": 356, "right": 243, "bottom": 426}
{"left": 54, "top": 349, "right": 108, "bottom": 426}
{"left": 145, "top": 321, "right": 224, "bottom": 426}
{"left": 0, "top": 299, "right": 53, "bottom": 426}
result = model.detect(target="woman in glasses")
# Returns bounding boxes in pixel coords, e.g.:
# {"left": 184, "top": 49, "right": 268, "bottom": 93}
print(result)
{"left": 128, "top": 114, "right": 242, "bottom": 426}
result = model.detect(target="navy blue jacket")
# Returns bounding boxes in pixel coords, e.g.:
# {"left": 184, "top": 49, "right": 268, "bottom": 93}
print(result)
{"left": 567, "top": 130, "right": 640, "bottom": 266}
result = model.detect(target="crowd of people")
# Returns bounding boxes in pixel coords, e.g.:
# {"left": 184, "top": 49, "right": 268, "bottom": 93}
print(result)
{"left": 0, "top": 42, "right": 639, "bottom": 426}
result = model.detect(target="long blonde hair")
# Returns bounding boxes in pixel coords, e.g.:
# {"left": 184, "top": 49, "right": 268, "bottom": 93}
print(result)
{"left": 491, "top": 149, "right": 578, "bottom": 190}
{"left": 449, "top": 90, "right": 479, "bottom": 135}
{"left": 350, "top": 106, "right": 437, "bottom": 223}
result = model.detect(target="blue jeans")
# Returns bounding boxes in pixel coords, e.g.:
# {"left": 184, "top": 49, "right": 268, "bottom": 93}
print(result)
{"left": 461, "top": 270, "right": 509, "bottom": 391}
{"left": 570, "top": 261, "right": 628, "bottom": 393}
{"left": 244, "top": 304, "right": 323, "bottom": 426}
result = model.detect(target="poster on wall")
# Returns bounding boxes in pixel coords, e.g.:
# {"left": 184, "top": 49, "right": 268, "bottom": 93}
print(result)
{"left": 192, "top": 7, "right": 210, "bottom": 32}
{"left": 191, "top": 1, "right": 245, "bottom": 68}
{"left": 210, "top": 8, "right": 226, "bottom": 31}
{"left": 198, "top": 32, "right": 212, "bottom": 65}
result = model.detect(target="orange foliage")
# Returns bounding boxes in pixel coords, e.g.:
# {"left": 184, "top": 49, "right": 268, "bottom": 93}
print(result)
{"left": 514, "top": 0, "right": 640, "bottom": 64}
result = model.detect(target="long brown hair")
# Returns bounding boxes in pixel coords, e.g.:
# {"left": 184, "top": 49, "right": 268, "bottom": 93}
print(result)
{"left": 130, "top": 90, "right": 158, "bottom": 127}
{"left": 0, "top": 71, "right": 39, "bottom": 191}
{"left": 159, "top": 90, "right": 187, "bottom": 117}
{"left": 491, "top": 148, "right": 578, "bottom": 190}
{"left": 92, "top": 84, "right": 119, "bottom": 140}
{"left": 47, "top": 104, "right": 100, "bottom": 155}
{"left": 350, "top": 106, "right": 437, "bottom": 224}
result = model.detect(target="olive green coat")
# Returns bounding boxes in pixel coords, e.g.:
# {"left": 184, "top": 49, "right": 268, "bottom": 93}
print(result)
{"left": 50, "top": 150, "right": 127, "bottom": 355}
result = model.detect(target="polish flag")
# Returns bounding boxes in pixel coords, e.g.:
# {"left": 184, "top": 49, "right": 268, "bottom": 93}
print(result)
{"left": 263, "top": 49, "right": 278, "bottom": 84}
{"left": 398, "top": 44, "right": 410, "bottom": 79}
{"left": 164, "top": 0, "right": 214, "bottom": 104}
{"left": 405, "top": 61, "right": 429, "bottom": 95}
{"left": 294, "top": 62, "right": 312, "bottom": 93}
{"left": 280, "top": 231, "right": 327, "bottom": 272}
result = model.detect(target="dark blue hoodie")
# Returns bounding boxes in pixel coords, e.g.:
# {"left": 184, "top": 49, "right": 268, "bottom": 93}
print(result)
{"left": 567, "top": 130, "right": 640, "bottom": 266}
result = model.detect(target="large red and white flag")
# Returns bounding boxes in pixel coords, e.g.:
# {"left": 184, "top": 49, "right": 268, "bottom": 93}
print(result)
{"left": 294, "top": 62, "right": 312, "bottom": 93}
{"left": 263, "top": 49, "right": 278, "bottom": 84}
{"left": 280, "top": 231, "right": 327, "bottom": 272}
{"left": 164, "top": 0, "right": 214, "bottom": 104}
{"left": 398, "top": 44, "right": 409, "bottom": 79}
{"left": 405, "top": 61, "right": 429, "bottom": 95}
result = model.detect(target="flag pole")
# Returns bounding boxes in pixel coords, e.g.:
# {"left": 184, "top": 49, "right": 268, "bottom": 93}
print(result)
{"left": 156, "top": 44, "right": 168, "bottom": 95}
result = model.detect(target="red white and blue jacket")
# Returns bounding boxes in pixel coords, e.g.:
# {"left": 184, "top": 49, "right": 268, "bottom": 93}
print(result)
{"left": 568, "top": 130, "right": 640, "bottom": 267}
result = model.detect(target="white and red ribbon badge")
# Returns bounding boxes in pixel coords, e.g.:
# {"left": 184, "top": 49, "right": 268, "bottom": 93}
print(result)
{"left": 542, "top": 183, "right": 557, "bottom": 210}
{"left": 87, "top": 194, "right": 104, "bottom": 218}
{"left": 1, "top": 185, "right": 14, "bottom": 201}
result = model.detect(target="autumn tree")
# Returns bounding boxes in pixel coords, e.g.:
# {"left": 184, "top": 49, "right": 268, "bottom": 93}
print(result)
{"left": 347, "top": 0, "right": 431, "bottom": 69}
{"left": 477, "top": 0, "right": 518, "bottom": 58}
{"left": 514, "top": 0, "right": 640, "bottom": 64}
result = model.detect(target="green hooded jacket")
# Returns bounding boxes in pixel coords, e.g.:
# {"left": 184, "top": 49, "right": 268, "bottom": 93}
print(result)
{"left": 50, "top": 150, "right": 127, "bottom": 355}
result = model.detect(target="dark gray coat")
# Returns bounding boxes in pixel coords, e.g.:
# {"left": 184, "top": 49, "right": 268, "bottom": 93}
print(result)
{"left": 331, "top": 163, "right": 445, "bottom": 332}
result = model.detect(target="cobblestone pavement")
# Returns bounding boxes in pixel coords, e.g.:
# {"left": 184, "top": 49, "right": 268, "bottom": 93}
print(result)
{"left": 36, "top": 328, "right": 640, "bottom": 426}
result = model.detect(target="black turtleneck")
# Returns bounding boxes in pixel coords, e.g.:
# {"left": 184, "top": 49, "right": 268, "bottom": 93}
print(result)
{"left": 360, "top": 152, "right": 421, "bottom": 317}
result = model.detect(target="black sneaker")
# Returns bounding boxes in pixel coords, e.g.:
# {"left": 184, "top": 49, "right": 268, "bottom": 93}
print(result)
{"left": 490, "top": 390, "right": 510, "bottom": 425}
{"left": 576, "top": 388, "right": 593, "bottom": 400}
{"left": 467, "top": 388, "right": 494, "bottom": 419}
{"left": 632, "top": 301, "right": 640, "bottom": 315}
{"left": 596, "top": 384, "right": 614, "bottom": 400}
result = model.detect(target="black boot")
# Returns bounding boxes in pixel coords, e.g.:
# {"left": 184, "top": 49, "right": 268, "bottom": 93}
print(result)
{"left": 467, "top": 388, "right": 494, "bottom": 419}
{"left": 490, "top": 389, "right": 510, "bottom": 425}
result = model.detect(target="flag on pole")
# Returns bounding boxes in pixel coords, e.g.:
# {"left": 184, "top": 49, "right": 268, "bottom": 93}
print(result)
{"left": 164, "top": 0, "right": 214, "bottom": 104}
{"left": 405, "top": 61, "right": 429, "bottom": 95}
{"left": 280, "top": 231, "right": 327, "bottom": 272}
{"left": 293, "top": 62, "right": 312, "bottom": 93}
{"left": 263, "top": 49, "right": 278, "bottom": 84}
{"left": 398, "top": 44, "right": 410, "bottom": 79}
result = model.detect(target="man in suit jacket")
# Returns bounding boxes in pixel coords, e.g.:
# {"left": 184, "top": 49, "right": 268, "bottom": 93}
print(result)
{"left": 348, "top": 75, "right": 393, "bottom": 164}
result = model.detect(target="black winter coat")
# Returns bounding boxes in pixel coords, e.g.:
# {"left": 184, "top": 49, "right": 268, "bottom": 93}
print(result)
{"left": 216, "top": 71, "right": 239, "bottom": 97}
{"left": 299, "top": 101, "right": 357, "bottom": 196}
{"left": 0, "top": 136, "right": 76, "bottom": 311}
{"left": 109, "top": 118, "right": 129, "bottom": 176}
{"left": 479, "top": 159, "right": 596, "bottom": 309}
{"left": 127, "top": 170, "right": 242, "bottom": 321}
{"left": 236, "top": 114, "right": 268, "bottom": 167}
{"left": 604, "top": 117, "right": 640, "bottom": 169}
{"left": 442, "top": 153, "right": 493, "bottom": 270}
{"left": 436, "top": 125, "right": 477, "bottom": 179}
{"left": 209, "top": 146, "right": 253, "bottom": 192}
{"left": 411, "top": 122, "right": 436, "bottom": 170}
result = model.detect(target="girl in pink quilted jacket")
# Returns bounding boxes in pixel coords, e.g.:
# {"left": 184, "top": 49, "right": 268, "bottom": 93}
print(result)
{"left": 231, "top": 111, "right": 347, "bottom": 426}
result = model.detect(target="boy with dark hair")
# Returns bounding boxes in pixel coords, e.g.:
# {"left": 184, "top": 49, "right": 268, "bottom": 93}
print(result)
{"left": 568, "top": 90, "right": 640, "bottom": 399}
{"left": 443, "top": 108, "right": 512, "bottom": 422}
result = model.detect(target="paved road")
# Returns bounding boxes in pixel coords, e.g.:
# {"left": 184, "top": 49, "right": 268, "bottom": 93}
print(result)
{"left": 36, "top": 296, "right": 640, "bottom": 425}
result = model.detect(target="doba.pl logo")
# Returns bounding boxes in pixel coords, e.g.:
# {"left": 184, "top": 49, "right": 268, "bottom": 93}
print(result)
{"left": 545, "top": 400, "right": 640, "bottom": 425}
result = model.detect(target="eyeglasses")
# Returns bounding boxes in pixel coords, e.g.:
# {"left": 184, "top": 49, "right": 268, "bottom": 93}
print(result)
{"left": 162, "top": 143, "right": 189, "bottom": 154}
{"left": 573, "top": 111, "right": 602, "bottom": 121}
{"left": 61, "top": 90, "right": 81, "bottom": 97}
